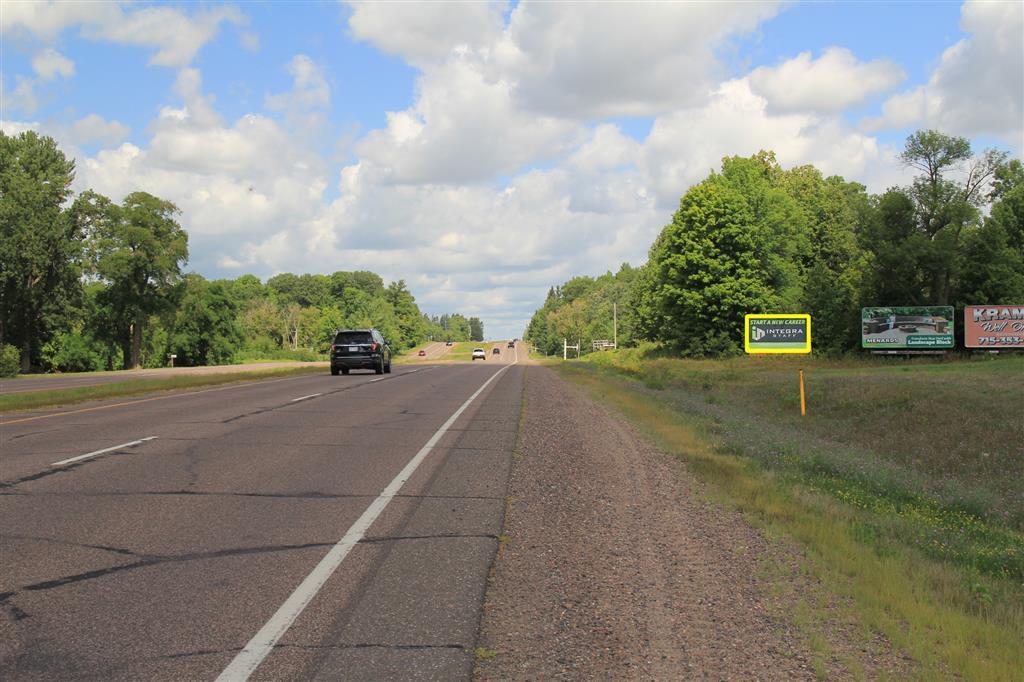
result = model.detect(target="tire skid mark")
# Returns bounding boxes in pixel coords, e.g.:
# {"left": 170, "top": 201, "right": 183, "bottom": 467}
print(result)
{"left": 0, "top": 541, "right": 338, "bottom": 603}
{"left": 219, "top": 370, "right": 425, "bottom": 424}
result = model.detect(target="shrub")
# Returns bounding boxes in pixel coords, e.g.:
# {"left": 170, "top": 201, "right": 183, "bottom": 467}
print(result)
{"left": 0, "top": 344, "right": 20, "bottom": 377}
{"left": 40, "top": 333, "right": 106, "bottom": 373}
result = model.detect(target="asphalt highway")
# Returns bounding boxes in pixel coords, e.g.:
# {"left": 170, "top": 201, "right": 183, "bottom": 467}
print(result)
{"left": 0, "top": 349, "right": 522, "bottom": 680}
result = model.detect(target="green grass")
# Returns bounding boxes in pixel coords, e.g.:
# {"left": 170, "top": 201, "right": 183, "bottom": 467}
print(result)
{"left": 556, "top": 352, "right": 1024, "bottom": 681}
{"left": 0, "top": 365, "right": 326, "bottom": 413}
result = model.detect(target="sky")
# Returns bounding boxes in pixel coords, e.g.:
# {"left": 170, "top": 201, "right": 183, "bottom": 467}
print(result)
{"left": 2, "top": 1, "right": 1022, "bottom": 340}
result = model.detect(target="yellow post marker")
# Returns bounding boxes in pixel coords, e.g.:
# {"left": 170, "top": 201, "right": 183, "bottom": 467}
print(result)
{"left": 799, "top": 369, "right": 806, "bottom": 416}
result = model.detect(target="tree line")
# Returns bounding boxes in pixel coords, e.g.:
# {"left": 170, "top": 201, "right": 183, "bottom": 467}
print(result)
{"left": 0, "top": 131, "right": 482, "bottom": 374}
{"left": 526, "top": 130, "right": 1023, "bottom": 356}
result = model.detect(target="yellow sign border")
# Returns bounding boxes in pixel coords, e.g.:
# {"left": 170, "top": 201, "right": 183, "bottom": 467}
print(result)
{"left": 744, "top": 314, "right": 812, "bottom": 354}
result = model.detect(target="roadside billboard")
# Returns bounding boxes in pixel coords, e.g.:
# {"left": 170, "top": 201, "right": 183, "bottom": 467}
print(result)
{"left": 861, "top": 306, "right": 954, "bottom": 349}
{"left": 964, "top": 305, "right": 1024, "bottom": 349}
{"left": 744, "top": 314, "right": 811, "bottom": 354}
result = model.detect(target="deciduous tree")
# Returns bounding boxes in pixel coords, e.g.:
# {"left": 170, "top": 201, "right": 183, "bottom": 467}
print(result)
{"left": 85, "top": 191, "right": 188, "bottom": 369}
{"left": 0, "top": 131, "right": 79, "bottom": 371}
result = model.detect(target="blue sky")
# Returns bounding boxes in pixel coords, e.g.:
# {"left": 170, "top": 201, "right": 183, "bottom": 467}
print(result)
{"left": 2, "top": 1, "right": 1021, "bottom": 339}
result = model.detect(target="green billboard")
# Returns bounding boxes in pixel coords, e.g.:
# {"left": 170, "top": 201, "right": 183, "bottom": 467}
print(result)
{"left": 861, "top": 306, "right": 954, "bottom": 349}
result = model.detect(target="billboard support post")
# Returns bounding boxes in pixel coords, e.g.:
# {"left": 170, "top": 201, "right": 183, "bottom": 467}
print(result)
{"left": 799, "top": 369, "right": 806, "bottom": 417}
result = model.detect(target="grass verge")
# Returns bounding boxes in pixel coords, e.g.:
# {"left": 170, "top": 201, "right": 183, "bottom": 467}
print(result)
{"left": 1, "top": 365, "right": 326, "bottom": 414}
{"left": 555, "top": 356, "right": 1023, "bottom": 681}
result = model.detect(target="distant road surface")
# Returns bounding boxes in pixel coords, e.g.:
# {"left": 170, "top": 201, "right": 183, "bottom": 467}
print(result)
{"left": 1, "top": 348, "right": 521, "bottom": 679}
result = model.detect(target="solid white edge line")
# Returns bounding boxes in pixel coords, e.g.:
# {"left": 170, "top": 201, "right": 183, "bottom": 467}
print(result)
{"left": 289, "top": 393, "right": 322, "bottom": 403}
{"left": 51, "top": 436, "right": 158, "bottom": 467}
{"left": 216, "top": 363, "right": 512, "bottom": 682}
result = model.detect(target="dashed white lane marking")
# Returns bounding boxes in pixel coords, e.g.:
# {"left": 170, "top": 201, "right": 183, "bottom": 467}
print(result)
{"left": 51, "top": 437, "right": 158, "bottom": 467}
{"left": 289, "top": 393, "right": 322, "bottom": 403}
{"left": 216, "top": 363, "right": 512, "bottom": 682}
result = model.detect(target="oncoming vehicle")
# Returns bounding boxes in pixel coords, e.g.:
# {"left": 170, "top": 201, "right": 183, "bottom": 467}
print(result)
{"left": 471, "top": 348, "right": 486, "bottom": 361}
{"left": 331, "top": 329, "right": 391, "bottom": 375}
{"left": 492, "top": 347, "right": 501, "bottom": 355}
{"left": 445, "top": 340, "right": 453, "bottom": 346}
{"left": 507, "top": 341, "right": 514, "bottom": 348}
{"left": 418, "top": 349, "right": 427, "bottom": 356}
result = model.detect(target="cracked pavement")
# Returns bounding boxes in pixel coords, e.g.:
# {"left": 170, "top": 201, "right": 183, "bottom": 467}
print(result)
{"left": 0, "top": 360, "right": 522, "bottom": 680}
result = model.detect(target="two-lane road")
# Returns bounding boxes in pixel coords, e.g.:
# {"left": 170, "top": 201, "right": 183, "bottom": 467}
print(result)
{"left": 1, "top": 349, "right": 522, "bottom": 680}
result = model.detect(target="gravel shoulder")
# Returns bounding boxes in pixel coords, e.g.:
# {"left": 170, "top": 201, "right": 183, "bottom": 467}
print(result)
{"left": 475, "top": 365, "right": 906, "bottom": 680}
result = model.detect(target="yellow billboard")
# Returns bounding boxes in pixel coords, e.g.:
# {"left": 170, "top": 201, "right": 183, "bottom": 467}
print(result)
{"left": 744, "top": 314, "right": 811, "bottom": 354}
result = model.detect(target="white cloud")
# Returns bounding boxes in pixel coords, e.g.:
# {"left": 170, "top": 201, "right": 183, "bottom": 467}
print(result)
{"left": 1, "top": 74, "right": 38, "bottom": 115}
{"left": 865, "top": 1, "right": 1023, "bottom": 150}
{"left": 346, "top": 0, "right": 507, "bottom": 65}
{"left": 2, "top": 1, "right": 243, "bottom": 67}
{"left": 860, "top": 87, "right": 926, "bottom": 132}
{"left": 265, "top": 55, "right": 330, "bottom": 112}
{"left": 354, "top": 54, "right": 579, "bottom": 184}
{"left": 85, "top": 5, "right": 245, "bottom": 67}
{"left": 240, "top": 31, "right": 260, "bottom": 52}
{"left": 344, "top": 0, "right": 793, "bottom": 187}
{"left": 68, "top": 114, "right": 129, "bottom": 146}
{"left": 498, "top": 1, "right": 782, "bottom": 117}
{"left": 0, "top": 120, "right": 41, "bottom": 137}
{"left": 639, "top": 80, "right": 904, "bottom": 206}
{"left": 748, "top": 47, "right": 904, "bottom": 113}
{"left": 159, "top": 68, "right": 222, "bottom": 129}
{"left": 568, "top": 124, "right": 639, "bottom": 172}
{"left": 348, "top": 0, "right": 783, "bottom": 119}
{"left": 0, "top": 1, "right": 111, "bottom": 41}
{"left": 32, "top": 48, "right": 75, "bottom": 80}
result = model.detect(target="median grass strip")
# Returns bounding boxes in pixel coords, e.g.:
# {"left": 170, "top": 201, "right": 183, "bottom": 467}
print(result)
{"left": 556, "top": 352, "right": 1024, "bottom": 681}
{"left": 1, "top": 365, "right": 326, "bottom": 414}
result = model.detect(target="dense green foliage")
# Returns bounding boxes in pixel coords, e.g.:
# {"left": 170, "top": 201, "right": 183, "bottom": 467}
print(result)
{"left": 0, "top": 131, "right": 79, "bottom": 372}
{"left": 0, "top": 343, "right": 19, "bottom": 377}
{"left": 527, "top": 132, "right": 1022, "bottom": 356}
{"left": 0, "top": 131, "right": 474, "bottom": 372}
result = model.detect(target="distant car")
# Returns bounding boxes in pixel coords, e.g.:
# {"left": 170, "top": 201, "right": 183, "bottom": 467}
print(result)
{"left": 445, "top": 340, "right": 453, "bottom": 346}
{"left": 492, "top": 347, "right": 501, "bottom": 355}
{"left": 418, "top": 349, "right": 427, "bottom": 356}
{"left": 471, "top": 348, "right": 486, "bottom": 360}
{"left": 331, "top": 328, "right": 391, "bottom": 375}
{"left": 507, "top": 341, "right": 514, "bottom": 348}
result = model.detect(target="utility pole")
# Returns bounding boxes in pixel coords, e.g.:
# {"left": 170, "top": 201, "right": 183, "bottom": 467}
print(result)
{"left": 613, "top": 302, "right": 617, "bottom": 349}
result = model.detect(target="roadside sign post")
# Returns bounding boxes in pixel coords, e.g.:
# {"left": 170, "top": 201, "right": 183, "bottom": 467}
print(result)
{"left": 799, "top": 369, "right": 806, "bottom": 417}
{"left": 744, "top": 314, "right": 812, "bottom": 415}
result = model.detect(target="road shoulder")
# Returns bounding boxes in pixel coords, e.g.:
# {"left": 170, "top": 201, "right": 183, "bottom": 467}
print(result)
{"left": 475, "top": 365, "right": 908, "bottom": 680}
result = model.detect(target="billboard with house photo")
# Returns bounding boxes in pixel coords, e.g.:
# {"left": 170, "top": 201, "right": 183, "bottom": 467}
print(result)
{"left": 861, "top": 306, "right": 954, "bottom": 349}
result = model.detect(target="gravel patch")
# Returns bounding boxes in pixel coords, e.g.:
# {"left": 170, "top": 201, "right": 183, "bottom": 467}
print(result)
{"left": 475, "top": 366, "right": 907, "bottom": 680}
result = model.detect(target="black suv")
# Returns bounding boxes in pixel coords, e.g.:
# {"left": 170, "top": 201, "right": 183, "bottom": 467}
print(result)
{"left": 331, "top": 329, "right": 392, "bottom": 375}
